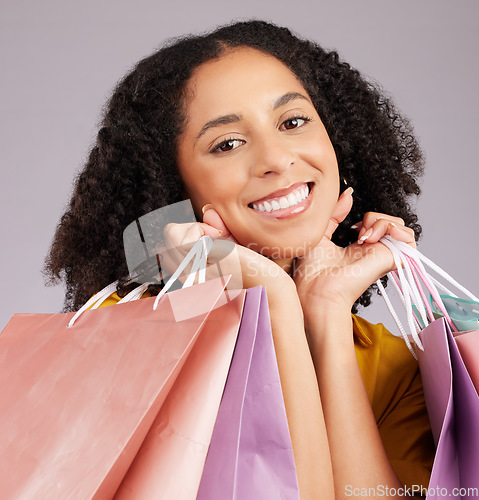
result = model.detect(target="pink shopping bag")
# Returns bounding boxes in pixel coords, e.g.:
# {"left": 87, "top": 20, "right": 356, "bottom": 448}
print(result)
{"left": 197, "top": 287, "right": 300, "bottom": 500}
{"left": 0, "top": 277, "right": 228, "bottom": 499}
{"left": 114, "top": 289, "right": 245, "bottom": 499}
{"left": 454, "top": 330, "right": 479, "bottom": 396}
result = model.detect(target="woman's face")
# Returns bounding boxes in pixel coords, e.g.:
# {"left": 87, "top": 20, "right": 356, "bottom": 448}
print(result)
{"left": 177, "top": 47, "right": 340, "bottom": 258}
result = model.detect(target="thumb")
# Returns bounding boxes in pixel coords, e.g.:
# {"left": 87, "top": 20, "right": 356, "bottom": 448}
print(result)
{"left": 324, "top": 187, "right": 354, "bottom": 240}
{"left": 201, "top": 204, "right": 239, "bottom": 244}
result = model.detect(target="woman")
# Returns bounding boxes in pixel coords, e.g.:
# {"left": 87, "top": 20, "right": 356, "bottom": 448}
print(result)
{"left": 45, "top": 20, "right": 435, "bottom": 498}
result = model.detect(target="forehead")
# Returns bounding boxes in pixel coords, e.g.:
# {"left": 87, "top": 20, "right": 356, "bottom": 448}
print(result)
{"left": 183, "top": 47, "right": 308, "bottom": 121}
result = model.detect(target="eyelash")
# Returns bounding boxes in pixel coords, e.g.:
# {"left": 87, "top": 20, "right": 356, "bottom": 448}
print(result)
{"left": 210, "top": 115, "right": 312, "bottom": 154}
{"left": 280, "top": 115, "right": 311, "bottom": 131}
{"left": 210, "top": 137, "right": 243, "bottom": 154}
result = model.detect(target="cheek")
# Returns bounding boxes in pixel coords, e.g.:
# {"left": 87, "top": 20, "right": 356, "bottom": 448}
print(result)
{"left": 180, "top": 162, "right": 240, "bottom": 217}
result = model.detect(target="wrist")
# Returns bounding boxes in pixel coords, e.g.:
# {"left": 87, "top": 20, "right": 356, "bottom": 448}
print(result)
{"left": 304, "top": 304, "right": 355, "bottom": 349}
{"left": 297, "top": 280, "right": 356, "bottom": 318}
{"left": 267, "top": 277, "right": 302, "bottom": 313}
{"left": 303, "top": 298, "right": 351, "bottom": 328}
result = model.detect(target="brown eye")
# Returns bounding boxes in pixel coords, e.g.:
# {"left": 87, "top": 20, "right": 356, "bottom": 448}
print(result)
{"left": 219, "top": 140, "right": 236, "bottom": 151}
{"left": 281, "top": 116, "right": 310, "bottom": 131}
{"left": 211, "top": 138, "right": 244, "bottom": 153}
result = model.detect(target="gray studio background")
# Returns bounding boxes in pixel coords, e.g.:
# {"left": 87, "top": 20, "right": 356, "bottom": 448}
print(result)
{"left": 1, "top": 0, "right": 478, "bottom": 332}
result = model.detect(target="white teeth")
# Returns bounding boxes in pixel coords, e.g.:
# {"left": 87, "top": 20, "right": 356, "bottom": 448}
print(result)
{"left": 252, "top": 184, "right": 310, "bottom": 213}
{"left": 279, "top": 197, "right": 289, "bottom": 209}
{"left": 287, "top": 193, "right": 297, "bottom": 206}
{"left": 271, "top": 200, "right": 280, "bottom": 211}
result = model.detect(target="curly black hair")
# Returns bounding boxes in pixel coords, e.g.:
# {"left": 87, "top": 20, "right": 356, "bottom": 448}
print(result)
{"left": 44, "top": 20, "right": 424, "bottom": 313}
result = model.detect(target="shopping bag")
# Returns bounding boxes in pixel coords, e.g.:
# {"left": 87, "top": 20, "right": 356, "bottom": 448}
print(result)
{"left": 376, "top": 236, "right": 479, "bottom": 498}
{"left": 454, "top": 329, "right": 479, "bottom": 396}
{"left": 431, "top": 295, "right": 479, "bottom": 332}
{"left": 114, "top": 288, "right": 245, "bottom": 499}
{"left": 429, "top": 295, "right": 479, "bottom": 395}
{"left": 0, "top": 275, "right": 228, "bottom": 500}
{"left": 416, "top": 318, "right": 479, "bottom": 496}
{"left": 197, "top": 286, "right": 300, "bottom": 500}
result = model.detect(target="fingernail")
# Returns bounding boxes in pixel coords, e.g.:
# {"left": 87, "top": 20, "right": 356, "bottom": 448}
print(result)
{"left": 340, "top": 186, "right": 354, "bottom": 198}
{"left": 388, "top": 222, "right": 397, "bottom": 228}
{"left": 217, "top": 229, "right": 222, "bottom": 236}
{"left": 359, "top": 228, "right": 373, "bottom": 242}
{"left": 350, "top": 224, "right": 359, "bottom": 230}
{"left": 201, "top": 203, "right": 213, "bottom": 215}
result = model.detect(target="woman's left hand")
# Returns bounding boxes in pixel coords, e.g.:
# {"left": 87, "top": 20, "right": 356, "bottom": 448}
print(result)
{"left": 294, "top": 187, "right": 416, "bottom": 324}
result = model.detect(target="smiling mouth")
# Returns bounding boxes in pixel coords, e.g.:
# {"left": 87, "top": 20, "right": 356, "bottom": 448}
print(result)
{"left": 249, "top": 182, "right": 312, "bottom": 213}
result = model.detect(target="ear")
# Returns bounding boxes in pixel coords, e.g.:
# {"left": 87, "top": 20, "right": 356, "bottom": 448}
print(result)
{"left": 324, "top": 187, "right": 354, "bottom": 240}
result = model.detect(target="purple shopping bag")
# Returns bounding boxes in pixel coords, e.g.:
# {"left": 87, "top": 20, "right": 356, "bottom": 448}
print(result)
{"left": 417, "top": 318, "right": 479, "bottom": 498}
{"left": 197, "top": 287, "right": 300, "bottom": 500}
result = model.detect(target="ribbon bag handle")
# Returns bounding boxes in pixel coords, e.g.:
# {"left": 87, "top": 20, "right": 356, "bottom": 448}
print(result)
{"left": 68, "top": 236, "right": 214, "bottom": 327}
{"left": 376, "top": 235, "right": 479, "bottom": 358}
{"left": 153, "top": 236, "right": 213, "bottom": 310}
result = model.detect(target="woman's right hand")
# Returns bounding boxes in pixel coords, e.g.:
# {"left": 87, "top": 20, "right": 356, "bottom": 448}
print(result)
{"left": 160, "top": 206, "right": 295, "bottom": 299}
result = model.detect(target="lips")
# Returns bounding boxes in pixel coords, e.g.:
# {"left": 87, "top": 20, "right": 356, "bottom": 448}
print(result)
{"left": 249, "top": 182, "right": 311, "bottom": 213}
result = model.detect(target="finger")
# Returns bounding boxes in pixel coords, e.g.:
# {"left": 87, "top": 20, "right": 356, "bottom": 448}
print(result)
{"left": 386, "top": 224, "right": 416, "bottom": 248}
{"left": 163, "top": 222, "right": 195, "bottom": 249}
{"left": 161, "top": 223, "right": 196, "bottom": 278}
{"left": 162, "top": 222, "right": 220, "bottom": 284}
{"left": 164, "top": 221, "right": 221, "bottom": 249}
{"left": 351, "top": 214, "right": 405, "bottom": 238}
{"left": 350, "top": 221, "right": 363, "bottom": 232}
{"left": 357, "top": 213, "right": 405, "bottom": 240}
{"left": 180, "top": 223, "right": 205, "bottom": 245}
{"left": 202, "top": 205, "right": 240, "bottom": 244}
{"left": 324, "top": 187, "right": 354, "bottom": 240}
{"left": 162, "top": 224, "right": 205, "bottom": 271}
{"left": 359, "top": 212, "right": 405, "bottom": 233}
{"left": 358, "top": 219, "right": 416, "bottom": 248}
{"left": 183, "top": 221, "right": 224, "bottom": 241}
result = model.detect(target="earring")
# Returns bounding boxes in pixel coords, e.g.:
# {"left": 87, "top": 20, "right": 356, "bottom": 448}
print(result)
{"left": 340, "top": 176, "right": 348, "bottom": 193}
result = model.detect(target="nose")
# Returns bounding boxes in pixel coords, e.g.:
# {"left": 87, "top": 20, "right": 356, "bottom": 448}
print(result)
{"left": 251, "top": 133, "right": 296, "bottom": 177}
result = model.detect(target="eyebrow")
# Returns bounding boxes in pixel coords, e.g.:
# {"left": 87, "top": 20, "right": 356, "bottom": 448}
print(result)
{"left": 194, "top": 92, "right": 310, "bottom": 142}
{"left": 272, "top": 91, "right": 310, "bottom": 110}
{"left": 195, "top": 114, "right": 242, "bottom": 142}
